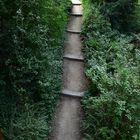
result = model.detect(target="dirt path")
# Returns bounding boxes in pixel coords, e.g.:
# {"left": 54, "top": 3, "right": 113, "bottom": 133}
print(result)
{"left": 50, "top": 0, "right": 87, "bottom": 139}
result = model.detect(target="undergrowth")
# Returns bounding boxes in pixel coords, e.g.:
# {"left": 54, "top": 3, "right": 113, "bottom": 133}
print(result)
{"left": 0, "top": 0, "right": 71, "bottom": 139}
{"left": 81, "top": 0, "right": 140, "bottom": 140}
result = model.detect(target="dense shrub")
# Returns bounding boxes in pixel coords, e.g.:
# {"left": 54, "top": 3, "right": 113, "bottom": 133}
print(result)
{"left": 0, "top": 0, "right": 71, "bottom": 139}
{"left": 81, "top": 0, "right": 140, "bottom": 139}
{"left": 90, "top": 0, "right": 140, "bottom": 32}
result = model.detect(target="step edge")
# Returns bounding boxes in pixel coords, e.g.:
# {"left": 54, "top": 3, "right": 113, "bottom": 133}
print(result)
{"left": 62, "top": 89, "right": 85, "bottom": 97}
{"left": 70, "top": 13, "right": 83, "bottom": 16}
{"left": 66, "top": 29, "right": 81, "bottom": 34}
{"left": 63, "top": 55, "right": 84, "bottom": 61}
{"left": 72, "top": 3, "right": 82, "bottom": 5}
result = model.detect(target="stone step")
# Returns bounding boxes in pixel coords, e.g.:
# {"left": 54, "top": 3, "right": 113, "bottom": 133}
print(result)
{"left": 67, "top": 16, "right": 82, "bottom": 33}
{"left": 63, "top": 59, "right": 87, "bottom": 92}
{"left": 62, "top": 89, "right": 84, "bottom": 97}
{"left": 50, "top": 95, "right": 83, "bottom": 140}
{"left": 64, "top": 32, "right": 84, "bottom": 59}
{"left": 71, "top": 5, "right": 83, "bottom": 15}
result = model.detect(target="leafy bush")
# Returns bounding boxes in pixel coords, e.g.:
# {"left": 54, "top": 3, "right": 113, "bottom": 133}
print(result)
{"left": 0, "top": 0, "right": 71, "bottom": 139}
{"left": 89, "top": 0, "right": 140, "bottom": 32}
{"left": 129, "top": 5, "right": 140, "bottom": 33}
{"left": 81, "top": 0, "right": 140, "bottom": 139}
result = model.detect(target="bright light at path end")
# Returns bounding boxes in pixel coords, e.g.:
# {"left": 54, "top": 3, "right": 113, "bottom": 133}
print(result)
{"left": 71, "top": 0, "right": 82, "bottom": 4}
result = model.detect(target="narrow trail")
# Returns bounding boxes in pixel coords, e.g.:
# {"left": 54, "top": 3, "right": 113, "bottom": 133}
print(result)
{"left": 50, "top": 0, "right": 87, "bottom": 139}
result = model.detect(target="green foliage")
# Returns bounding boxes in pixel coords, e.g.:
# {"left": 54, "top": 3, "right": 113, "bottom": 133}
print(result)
{"left": 129, "top": 5, "right": 140, "bottom": 32}
{"left": 87, "top": 0, "right": 140, "bottom": 32}
{"left": 0, "top": 0, "right": 71, "bottom": 139}
{"left": 81, "top": 0, "right": 140, "bottom": 139}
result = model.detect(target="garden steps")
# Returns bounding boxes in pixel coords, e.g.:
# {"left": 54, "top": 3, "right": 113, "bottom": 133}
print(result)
{"left": 50, "top": 0, "right": 87, "bottom": 139}
{"left": 50, "top": 96, "right": 83, "bottom": 140}
{"left": 71, "top": 5, "right": 83, "bottom": 15}
{"left": 63, "top": 59, "right": 87, "bottom": 94}
{"left": 67, "top": 16, "right": 82, "bottom": 33}
{"left": 64, "top": 32, "right": 84, "bottom": 60}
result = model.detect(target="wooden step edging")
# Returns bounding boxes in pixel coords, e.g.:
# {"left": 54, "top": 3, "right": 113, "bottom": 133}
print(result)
{"left": 66, "top": 29, "right": 81, "bottom": 34}
{"left": 63, "top": 55, "right": 84, "bottom": 61}
{"left": 72, "top": 3, "right": 82, "bottom": 5}
{"left": 70, "top": 13, "right": 83, "bottom": 16}
{"left": 62, "top": 89, "right": 84, "bottom": 97}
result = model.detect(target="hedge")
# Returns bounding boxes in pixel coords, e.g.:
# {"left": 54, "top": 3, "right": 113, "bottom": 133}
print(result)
{"left": 81, "top": 0, "right": 140, "bottom": 139}
{"left": 0, "top": 0, "right": 71, "bottom": 139}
